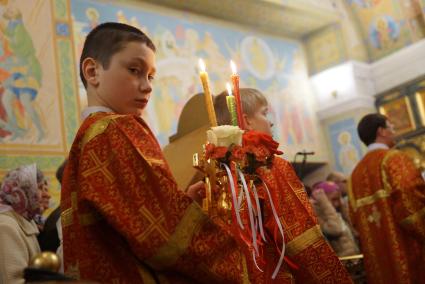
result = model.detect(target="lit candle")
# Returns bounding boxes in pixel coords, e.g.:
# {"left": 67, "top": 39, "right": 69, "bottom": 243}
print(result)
{"left": 230, "top": 60, "right": 244, "bottom": 129}
{"left": 199, "top": 58, "right": 218, "bottom": 127}
{"left": 226, "top": 82, "right": 238, "bottom": 126}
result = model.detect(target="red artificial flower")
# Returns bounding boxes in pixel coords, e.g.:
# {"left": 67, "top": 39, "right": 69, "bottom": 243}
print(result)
{"left": 242, "top": 131, "right": 283, "bottom": 160}
{"left": 205, "top": 143, "right": 228, "bottom": 160}
{"left": 230, "top": 145, "right": 246, "bottom": 161}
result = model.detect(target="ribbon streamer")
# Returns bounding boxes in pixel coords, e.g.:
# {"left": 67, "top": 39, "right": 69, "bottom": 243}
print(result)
{"left": 252, "top": 250, "right": 264, "bottom": 272}
{"left": 250, "top": 180, "right": 267, "bottom": 242}
{"left": 221, "top": 163, "right": 244, "bottom": 229}
{"left": 260, "top": 181, "right": 285, "bottom": 279}
{"left": 238, "top": 169, "right": 258, "bottom": 255}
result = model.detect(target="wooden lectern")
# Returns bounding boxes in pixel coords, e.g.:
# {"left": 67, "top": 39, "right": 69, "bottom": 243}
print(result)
{"left": 162, "top": 94, "right": 210, "bottom": 191}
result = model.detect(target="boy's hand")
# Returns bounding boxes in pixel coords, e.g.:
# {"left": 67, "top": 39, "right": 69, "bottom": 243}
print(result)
{"left": 186, "top": 181, "right": 206, "bottom": 204}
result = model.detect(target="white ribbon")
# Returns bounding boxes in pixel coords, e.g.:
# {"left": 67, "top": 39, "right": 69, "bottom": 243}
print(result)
{"left": 252, "top": 250, "right": 264, "bottom": 272}
{"left": 250, "top": 180, "right": 267, "bottom": 242}
{"left": 261, "top": 181, "right": 285, "bottom": 279}
{"left": 221, "top": 163, "right": 244, "bottom": 229}
{"left": 237, "top": 169, "right": 258, "bottom": 255}
{"left": 237, "top": 187, "right": 244, "bottom": 209}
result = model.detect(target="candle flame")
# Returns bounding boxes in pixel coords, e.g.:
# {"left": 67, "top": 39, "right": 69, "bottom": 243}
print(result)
{"left": 199, "top": 58, "right": 206, "bottom": 72}
{"left": 230, "top": 60, "right": 237, "bottom": 74}
{"left": 226, "top": 82, "right": 233, "bottom": 96}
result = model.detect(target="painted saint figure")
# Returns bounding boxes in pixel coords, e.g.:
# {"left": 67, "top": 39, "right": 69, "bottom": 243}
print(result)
{"left": 0, "top": 5, "right": 45, "bottom": 141}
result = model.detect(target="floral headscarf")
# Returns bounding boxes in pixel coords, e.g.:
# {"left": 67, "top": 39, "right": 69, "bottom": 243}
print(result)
{"left": 312, "top": 181, "right": 340, "bottom": 194}
{"left": 0, "top": 164, "right": 42, "bottom": 220}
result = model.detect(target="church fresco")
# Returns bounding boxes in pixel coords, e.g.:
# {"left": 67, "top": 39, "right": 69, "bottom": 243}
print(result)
{"left": 0, "top": 0, "right": 75, "bottom": 153}
{"left": 327, "top": 117, "right": 363, "bottom": 174}
{"left": 347, "top": 0, "right": 425, "bottom": 60}
{"left": 1, "top": 0, "right": 378, "bottom": 213}
{"left": 71, "top": 0, "right": 327, "bottom": 161}
{"left": 0, "top": 0, "right": 80, "bottom": 216}
{"left": 305, "top": 0, "right": 425, "bottom": 74}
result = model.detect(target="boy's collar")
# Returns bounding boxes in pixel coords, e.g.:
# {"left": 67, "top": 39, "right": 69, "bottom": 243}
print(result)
{"left": 81, "top": 106, "right": 114, "bottom": 120}
{"left": 367, "top": 142, "right": 389, "bottom": 152}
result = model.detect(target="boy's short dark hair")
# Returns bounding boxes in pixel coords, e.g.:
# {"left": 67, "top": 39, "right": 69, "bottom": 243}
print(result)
{"left": 79, "top": 22, "right": 156, "bottom": 88}
{"left": 214, "top": 91, "right": 232, "bottom": 126}
{"left": 357, "top": 113, "right": 388, "bottom": 146}
{"left": 56, "top": 159, "right": 68, "bottom": 185}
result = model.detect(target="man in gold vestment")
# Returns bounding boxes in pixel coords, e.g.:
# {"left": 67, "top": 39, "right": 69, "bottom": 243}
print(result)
{"left": 350, "top": 113, "right": 425, "bottom": 284}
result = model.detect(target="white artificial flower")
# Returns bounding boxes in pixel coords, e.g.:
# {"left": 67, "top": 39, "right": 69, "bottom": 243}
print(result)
{"left": 206, "top": 125, "right": 243, "bottom": 147}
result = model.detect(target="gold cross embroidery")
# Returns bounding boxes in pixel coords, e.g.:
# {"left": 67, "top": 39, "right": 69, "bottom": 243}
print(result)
{"left": 82, "top": 150, "right": 115, "bottom": 184}
{"left": 137, "top": 207, "right": 170, "bottom": 243}
{"left": 367, "top": 206, "right": 381, "bottom": 227}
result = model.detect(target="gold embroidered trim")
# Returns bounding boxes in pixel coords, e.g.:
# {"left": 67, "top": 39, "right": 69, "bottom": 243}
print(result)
{"left": 80, "top": 115, "right": 122, "bottom": 149}
{"left": 286, "top": 225, "right": 322, "bottom": 256}
{"left": 61, "top": 207, "right": 73, "bottom": 228}
{"left": 400, "top": 207, "right": 425, "bottom": 226}
{"left": 381, "top": 150, "right": 399, "bottom": 194}
{"left": 146, "top": 203, "right": 208, "bottom": 269}
{"left": 136, "top": 148, "right": 165, "bottom": 166}
{"left": 241, "top": 253, "right": 251, "bottom": 284}
{"left": 145, "top": 157, "right": 165, "bottom": 165}
{"left": 354, "top": 189, "right": 390, "bottom": 209}
{"left": 349, "top": 150, "right": 398, "bottom": 212}
{"left": 137, "top": 265, "right": 157, "bottom": 284}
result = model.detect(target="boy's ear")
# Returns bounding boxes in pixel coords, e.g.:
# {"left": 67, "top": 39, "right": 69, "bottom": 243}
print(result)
{"left": 82, "top": 57, "right": 99, "bottom": 87}
{"left": 243, "top": 113, "right": 252, "bottom": 130}
{"left": 376, "top": 126, "right": 385, "bottom": 138}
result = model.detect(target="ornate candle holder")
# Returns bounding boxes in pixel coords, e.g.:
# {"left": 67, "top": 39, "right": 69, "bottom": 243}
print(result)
{"left": 193, "top": 147, "right": 243, "bottom": 228}
{"left": 193, "top": 127, "right": 288, "bottom": 279}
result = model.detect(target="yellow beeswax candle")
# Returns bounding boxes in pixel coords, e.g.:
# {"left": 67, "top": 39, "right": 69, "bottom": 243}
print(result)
{"left": 199, "top": 58, "right": 217, "bottom": 127}
{"left": 226, "top": 82, "right": 238, "bottom": 126}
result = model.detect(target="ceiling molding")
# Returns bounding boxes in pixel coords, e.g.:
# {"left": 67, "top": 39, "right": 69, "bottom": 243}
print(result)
{"left": 317, "top": 96, "right": 375, "bottom": 121}
{"left": 137, "top": 0, "right": 340, "bottom": 38}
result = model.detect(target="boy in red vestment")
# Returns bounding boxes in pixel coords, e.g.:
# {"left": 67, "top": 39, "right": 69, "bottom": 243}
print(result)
{"left": 61, "top": 23, "right": 252, "bottom": 283}
{"left": 214, "top": 89, "right": 352, "bottom": 283}
{"left": 350, "top": 113, "right": 425, "bottom": 284}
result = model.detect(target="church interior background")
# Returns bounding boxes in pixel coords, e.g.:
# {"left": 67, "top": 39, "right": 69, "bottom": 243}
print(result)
{"left": 1, "top": 0, "right": 425, "bottom": 219}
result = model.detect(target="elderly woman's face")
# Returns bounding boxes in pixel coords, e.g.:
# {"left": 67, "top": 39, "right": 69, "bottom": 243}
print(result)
{"left": 326, "top": 190, "right": 342, "bottom": 211}
{"left": 38, "top": 179, "right": 51, "bottom": 212}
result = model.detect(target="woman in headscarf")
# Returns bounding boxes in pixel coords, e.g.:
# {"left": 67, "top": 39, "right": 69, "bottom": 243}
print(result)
{"left": 310, "top": 181, "right": 359, "bottom": 256}
{"left": 0, "top": 164, "right": 44, "bottom": 284}
{"left": 33, "top": 168, "right": 51, "bottom": 230}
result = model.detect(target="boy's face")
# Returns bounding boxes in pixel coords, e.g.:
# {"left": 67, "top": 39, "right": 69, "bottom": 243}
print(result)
{"left": 245, "top": 104, "right": 273, "bottom": 136}
{"left": 92, "top": 41, "right": 156, "bottom": 116}
{"left": 384, "top": 120, "right": 396, "bottom": 146}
